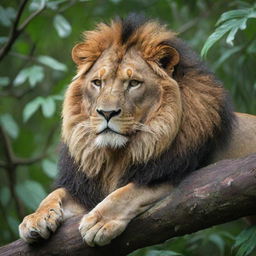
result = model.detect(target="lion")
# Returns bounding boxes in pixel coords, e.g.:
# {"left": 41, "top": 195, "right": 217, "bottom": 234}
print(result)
{"left": 19, "top": 14, "right": 256, "bottom": 247}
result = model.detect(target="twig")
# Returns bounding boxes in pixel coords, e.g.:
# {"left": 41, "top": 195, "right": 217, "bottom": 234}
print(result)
{"left": 18, "top": 1, "right": 46, "bottom": 31}
{"left": 0, "top": 126, "right": 15, "bottom": 164}
{"left": 0, "top": 123, "right": 58, "bottom": 220}
{"left": 0, "top": 126, "right": 25, "bottom": 219}
{"left": 0, "top": 124, "right": 58, "bottom": 167}
{"left": 0, "top": 0, "right": 46, "bottom": 61}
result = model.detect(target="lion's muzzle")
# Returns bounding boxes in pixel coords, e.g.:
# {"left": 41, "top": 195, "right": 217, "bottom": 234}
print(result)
{"left": 96, "top": 108, "right": 121, "bottom": 122}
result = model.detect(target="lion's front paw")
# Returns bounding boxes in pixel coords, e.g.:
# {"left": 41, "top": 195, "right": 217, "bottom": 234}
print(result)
{"left": 19, "top": 206, "right": 63, "bottom": 243}
{"left": 79, "top": 210, "right": 127, "bottom": 247}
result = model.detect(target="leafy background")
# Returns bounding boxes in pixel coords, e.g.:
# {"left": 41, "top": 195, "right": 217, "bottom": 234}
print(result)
{"left": 0, "top": 0, "right": 256, "bottom": 255}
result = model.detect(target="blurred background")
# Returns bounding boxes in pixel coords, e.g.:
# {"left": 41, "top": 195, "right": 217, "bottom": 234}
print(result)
{"left": 0, "top": 0, "right": 256, "bottom": 255}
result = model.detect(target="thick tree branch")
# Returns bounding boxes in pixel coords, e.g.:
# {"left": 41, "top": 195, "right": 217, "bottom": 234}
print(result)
{"left": 1, "top": 153, "right": 256, "bottom": 256}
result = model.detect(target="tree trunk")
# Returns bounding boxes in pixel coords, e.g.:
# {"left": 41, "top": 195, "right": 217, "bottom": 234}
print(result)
{"left": 1, "top": 153, "right": 256, "bottom": 256}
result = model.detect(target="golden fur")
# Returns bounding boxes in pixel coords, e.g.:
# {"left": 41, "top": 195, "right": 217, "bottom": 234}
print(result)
{"left": 62, "top": 19, "right": 226, "bottom": 191}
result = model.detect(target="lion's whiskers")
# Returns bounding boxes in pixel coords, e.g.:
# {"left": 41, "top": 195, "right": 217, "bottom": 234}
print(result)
{"left": 134, "top": 122, "right": 156, "bottom": 135}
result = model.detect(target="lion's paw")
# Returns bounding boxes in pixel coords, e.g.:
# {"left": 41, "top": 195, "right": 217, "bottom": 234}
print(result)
{"left": 79, "top": 210, "right": 127, "bottom": 247}
{"left": 19, "top": 206, "right": 63, "bottom": 243}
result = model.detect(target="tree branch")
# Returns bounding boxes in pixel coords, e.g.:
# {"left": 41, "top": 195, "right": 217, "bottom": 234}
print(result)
{"left": 0, "top": 0, "right": 46, "bottom": 61}
{"left": 0, "top": 124, "right": 58, "bottom": 219}
{"left": 1, "top": 153, "right": 256, "bottom": 256}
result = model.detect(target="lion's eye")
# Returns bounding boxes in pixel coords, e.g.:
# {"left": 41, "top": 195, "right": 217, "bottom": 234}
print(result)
{"left": 91, "top": 79, "right": 102, "bottom": 87}
{"left": 129, "top": 80, "right": 142, "bottom": 88}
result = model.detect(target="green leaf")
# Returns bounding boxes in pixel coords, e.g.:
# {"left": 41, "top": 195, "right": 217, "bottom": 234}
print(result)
{"left": 28, "top": 66, "right": 44, "bottom": 87}
{"left": 42, "top": 159, "right": 58, "bottom": 178}
{"left": 233, "top": 226, "right": 256, "bottom": 256}
{"left": 37, "top": 55, "right": 67, "bottom": 71}
{"left": 226, "top": 18, "right": 247, "bottom": 46}
{"left": 0, "top": 36, "right": 8, "bottom": 44}
{"left": 52, "top": 94, "right": 64, "bottom": 101}
{"left": 23, "top": 97, "right": 43, "bottom": 122}
{"left": 16, "top": 180, "right": 47, "bottom": 210}
{"left": 216, "top": 9, "right": 251, "bottom": 25}
{"left": 226, "top": 27, "right": 239, "bottom": 46}
{"left": 14, "top": 69, "right": 28, "bottom": 86}
{"left": 41, "top": 97, "right": 56, "bottom": 117}
{"left": 144, "top": 250, "right": 182, "bottom": 256}
{"left": 0, "top": 6, "right": 16, "bottom": 27}
{"left": 201, "top": 21, "right": 233, "bottom": 57}
{"left": 46, "top": 0, "right": 66, "bottom": 10}
{"left": 0, "top": 76, "right": 10, "bottom": 87}
{"left": 29, "top": 0, "right": 46, "bottom": 11}
{"left": 14, "top": 66, "right": 44, "bottom": 87}
{"left": 0, "top": 114, "right": 19, "bottom": 139}
{"left": 201, "top": 6, "right": 256, "bottom": 57}
{"left": 53, "top": 14, "right": 72, "bottom": 38}
{"left": 209, "top": 234, "right": 225, "bottom": 256}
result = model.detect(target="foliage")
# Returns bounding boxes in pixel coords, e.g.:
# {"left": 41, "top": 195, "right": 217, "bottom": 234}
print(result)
{"left": 0, "top": 0, "right": 255, "bottom": 255}
{"left": 201, "top": 4, "right": 256, "bottom": 57}
{"left": 232, "top": 226, "right": 256, "bottom": 256}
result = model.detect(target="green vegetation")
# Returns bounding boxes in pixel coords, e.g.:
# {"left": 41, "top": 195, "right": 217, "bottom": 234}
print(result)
{"left": 0, "top": 0, "right": 255, "bottom": 255}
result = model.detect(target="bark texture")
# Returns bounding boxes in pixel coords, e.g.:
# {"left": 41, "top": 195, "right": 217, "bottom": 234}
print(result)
{"left": 1, "top": 153, "right": 256, "bottom": 256}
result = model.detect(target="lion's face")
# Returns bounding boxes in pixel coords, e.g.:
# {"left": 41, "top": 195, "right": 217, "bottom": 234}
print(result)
{"left": 61, "top": 18, "right": 230, "bottom": 184}
{"left": 82, "top": 47, "right": 163, "bottom": 148}
{"left": 62, "top": 19, "right": 186, "bottom": 175}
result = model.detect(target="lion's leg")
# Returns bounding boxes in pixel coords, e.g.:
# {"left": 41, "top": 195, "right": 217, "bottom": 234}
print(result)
{"left": 79, "top": 182, "right": 172, "bottom": 247}
{"left": 19, "top": 187, "right": 85, "bottom": 243}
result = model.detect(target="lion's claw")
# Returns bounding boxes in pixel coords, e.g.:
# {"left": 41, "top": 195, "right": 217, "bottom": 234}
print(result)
{"left": 79, "top": 210, "right": 127, "bottom": 247}
{"left": 19, "top": 207, "right": 62, "bottom": 243}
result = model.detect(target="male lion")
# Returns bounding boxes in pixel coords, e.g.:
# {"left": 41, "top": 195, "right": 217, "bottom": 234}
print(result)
{"left": 19, "top": 15, "right": 256, "bottom": 247}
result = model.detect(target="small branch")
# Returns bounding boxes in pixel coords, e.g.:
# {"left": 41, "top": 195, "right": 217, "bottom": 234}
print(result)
{"left": 0, "top": 124, "right": 58, "bottom": 219}
{"left": 14, "top": 154, "right": 47, "bottom": 166}
{"left": 0, "top": 126, "right": 15, "bottom": 164}
{"left": 1, "top": 153, "right": 256, "bottom": 256}
{"left": 0, "top": 0, "right": 46, "bottom": 61}
{"left": 0, "top": 126, "right": 24, "bottom": 219}
{"left": 18, "top": 1, "right": 46, "bottom": 32}
{"left": 0, "top": 124, "right": 58, "bottom": 167}
{"left": 0, "top": 0, "right": 29, "bottom": 61}
{"left": 12, "top": 0, "right": 29, "bottom": 34}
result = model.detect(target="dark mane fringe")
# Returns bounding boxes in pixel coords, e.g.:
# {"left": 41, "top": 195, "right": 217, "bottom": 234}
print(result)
{"left": 119, "top": 13, "right": 148, "bottom": 43}
{"left": 55, "top": 144, "right": 105, "bottom": 210}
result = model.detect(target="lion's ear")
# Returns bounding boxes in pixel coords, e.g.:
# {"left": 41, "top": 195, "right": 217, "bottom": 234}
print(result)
{"left": 72, "top": 43, "right": 87, "bottom": 65}
{"left": 152, "top": 45, "right": 180, "bottom": 74}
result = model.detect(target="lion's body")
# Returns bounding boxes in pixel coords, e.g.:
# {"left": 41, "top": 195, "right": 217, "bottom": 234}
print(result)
{"left": 212, "top": 113, "right": 256, "bottom": 162}
{"left": 19, "top": 15, "right": 256, "bottom": 246}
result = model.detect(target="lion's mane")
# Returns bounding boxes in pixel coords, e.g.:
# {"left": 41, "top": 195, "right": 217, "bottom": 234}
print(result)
{"left": 56, "top": 15, "right": 235, "bottom": 210}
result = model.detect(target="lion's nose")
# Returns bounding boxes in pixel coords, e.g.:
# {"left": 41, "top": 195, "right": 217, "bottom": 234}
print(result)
{"left": 96, "top": 109, "right": 121, "bottom": 121}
